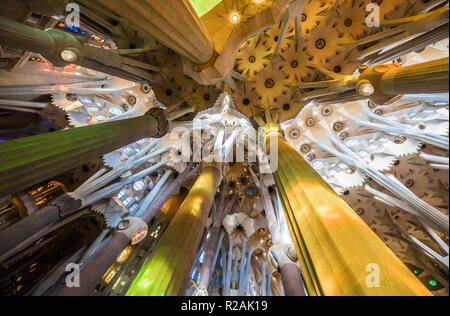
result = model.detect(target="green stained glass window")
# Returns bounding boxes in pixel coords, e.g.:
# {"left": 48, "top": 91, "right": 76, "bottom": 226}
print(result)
{"left": 189, "top": 0, "right": 222, "bottom": 17}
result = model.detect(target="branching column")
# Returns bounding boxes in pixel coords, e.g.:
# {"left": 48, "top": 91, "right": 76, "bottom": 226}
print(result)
{"left": 250, "top": 167, "right": 305, "bottom": 296}
{"left": 195, "top": 186, "right": 236, "bottom": 295}
{"left": 266, "top": 123, "right": 432, "bottom": 296}
{"left": 0, "top": 108, "right": 169, "bottom": 198}
{"left": 126, "top": 162, "right": 223, "bottom": 296}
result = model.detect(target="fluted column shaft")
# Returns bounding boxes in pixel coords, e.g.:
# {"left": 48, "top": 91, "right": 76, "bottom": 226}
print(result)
{"left": 197, "top": 191, "right": 236, "bottom": 293}
{"left": 98, "top": 0, "right": 214, "bottom": 64}
{"left": 59, "top": 231, "right": 130, "bottom": 296}
{"left": 380, "top": 57, "right": 449, "bottom": 95}
{"left": 197, "top": 225, "right": 221, "bottom": 290}
{"left": 358, "top": 57, "right": 449, "bottom": 104}
{"left": 0, "top": 108, "right": 169, "bottom": 198}
{"left": 266, "top": 124, "right": 432, "bottom": 296}
{"left": 224, "top": 238, "right": 234, "bottom": 296}
{"left": 261, "top": 264, "right": 267, "bottom": 296}
{"left": 279, "top": 263, "right": 306, "bottom": 296}
{"left": 126, "top": 162, "right": 222, "bottom": 296}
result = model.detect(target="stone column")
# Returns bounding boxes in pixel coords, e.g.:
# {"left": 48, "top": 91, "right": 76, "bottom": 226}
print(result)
{"left": 58, "top": 172, "right": 192, "bottom": 296}
{"left": 241, "top": 245, "right": 257, "bottom": 296}
{"left": 59, "top": 217, "right": 147, "bottom": 296}
{"left": 224, "top": 239, "right": 234, "bottom": 296}
{"left": 269, "top": 243, "right": 305, "bottom": 296}
{"left": 140, "top": 163, "right": 200, "bottom": 223}
{"left": 266, "top": 123, "right": 432, "bottom": 296}
{"left": 279, "top": 263, "right": 304, "bottom": 296}
{"left": 261, "top": 263, "right": 267, "bottom": 296}
{"left": 0, "top": 194, "right": 81, "bottom": 257}
{"left": 0, "top": 16, "right": 158, "bottom": 82}
{"left": 357, "top": 57, "right": 449, "bottom": 104}
{"left": 237, "top": 240, "right": 247, "bottom": 294}
{"left": 0, "top": 108, "right": 169, "bottom": 198}
{"left": 126, "top": 162, "right": 223, "bottom": 296}
{"left": 97, "top": 0, "right": 214, "bottom": 64}
{"left": 195, "top": 187, "right": 236, "bottom": 296}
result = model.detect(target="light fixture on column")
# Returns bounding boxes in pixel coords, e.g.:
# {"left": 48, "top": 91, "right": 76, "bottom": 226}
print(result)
{"left": 130, "top": 229, "right": 148, "bottom": 245}
{"left": 230, "top": 13, "right": 240, "bottom": 24}
{"left": 116, "top": 246, "right": 132, "bottom": 264}
{"left": 60, "top": 49, "right": 79, "bottom": 63}
{"left": 358, "top": 81, "right": 375, "bottom": 97}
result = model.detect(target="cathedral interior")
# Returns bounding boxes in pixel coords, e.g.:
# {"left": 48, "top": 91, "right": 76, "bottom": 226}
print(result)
{"left": 0, "top": 0, "right": 448, "bottom": 297}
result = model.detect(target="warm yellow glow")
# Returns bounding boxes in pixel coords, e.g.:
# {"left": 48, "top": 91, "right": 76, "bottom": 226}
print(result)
{"left": 28, "top": 181, "right": 67, "bottom": 209}
{"left": 130, "top": 229, "right": 148, "bottom": 245}
{"left": 267, "top": 125, "right": 432, "bottom": 296}
{"left": 150, "top": 225, "right": 162, "bottom": 238}
{"left": 103, "top": 265, "right": 121, "bottom": 285}
{"left": 127, "top": 164, "right": 222, "bottom": 296}
{"left": 116, "top": 246, "right": 132, "bottom": 264}
{"left": 104, "top": 271, "right": 115, "bottom": 284}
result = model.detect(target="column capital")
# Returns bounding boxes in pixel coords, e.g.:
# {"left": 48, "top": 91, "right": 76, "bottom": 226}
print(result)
{"left": 145, "top": 107, "right": 171, "bottom": 138}
{"left": 269, "top": 243, "right": 298, "bottom": 271}
{"left": 201, "top": 161, "right": 223, "bottom": 179}
{"left": 117, "top": 217, "right": 148, "bottom": 244}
